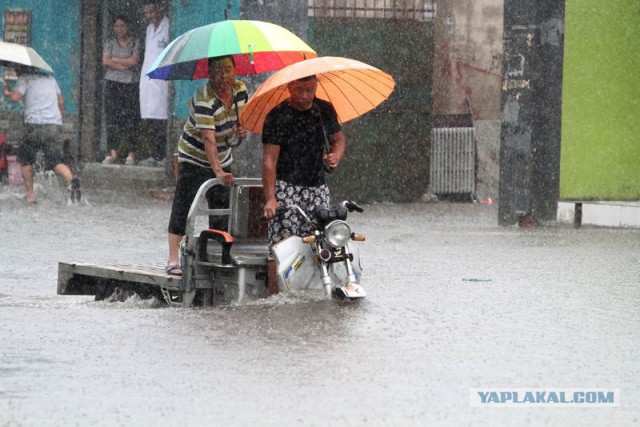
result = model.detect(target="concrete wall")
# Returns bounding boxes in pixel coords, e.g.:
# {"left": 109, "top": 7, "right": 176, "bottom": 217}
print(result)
{"left": 431, "top": 0, "right": 503, "bottom": 199}
{"left": 499, "top": 0, "right": 565, "bottom": 224}
{"left": 432, "top": 0, "right": 503, "bottom": 120}
{"left": 475, "top": 120, "right": 501, "bottom": 198}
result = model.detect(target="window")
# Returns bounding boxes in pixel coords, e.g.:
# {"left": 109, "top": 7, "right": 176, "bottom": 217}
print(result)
{"left": 308, "top": 0, "right": 436, "bottom": 21}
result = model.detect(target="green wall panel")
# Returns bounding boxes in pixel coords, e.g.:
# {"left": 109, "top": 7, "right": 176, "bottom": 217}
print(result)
{"left": 172, "top": 0, "right": 240, "bottom": 118}
{"left": 561, "top": 0, "right": 640, "bottom": 200}
{"left": 0, "top": 1, "right": 79, "bottom": 112}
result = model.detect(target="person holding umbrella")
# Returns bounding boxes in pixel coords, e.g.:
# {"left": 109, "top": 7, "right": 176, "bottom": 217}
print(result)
{"left": 165, "top": 55, "right": 247, "bottom": 276}
{"left": 241, "top": 56, "right": 395, "bottom": 295}
{"left": 261, "top": 75, "right": 346, "bottom": 294}
{"left": 3, "top": 67, "right": 80, "bottom": 204}
{"left": 145, "top": 18, "right": 318, "bottom": 276}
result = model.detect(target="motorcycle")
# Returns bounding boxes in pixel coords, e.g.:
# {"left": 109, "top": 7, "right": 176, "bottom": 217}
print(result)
{"left": 167, "top": 178, "right": 366, "bottom": 307}
{"left": 271, "top": 201, "right": 366, "bottom": 299}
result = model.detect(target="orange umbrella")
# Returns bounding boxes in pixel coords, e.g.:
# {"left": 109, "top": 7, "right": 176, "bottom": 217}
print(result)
{"left": 240, "top": 56, "right": 395, "bottom": 134}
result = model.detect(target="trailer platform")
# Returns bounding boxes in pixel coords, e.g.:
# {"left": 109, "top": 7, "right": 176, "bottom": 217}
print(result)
{"left": 56, "top": 179, "right": 269, "bottom": 307}
{"left": 57, "top": 261, "right": 180, "bottom": 301}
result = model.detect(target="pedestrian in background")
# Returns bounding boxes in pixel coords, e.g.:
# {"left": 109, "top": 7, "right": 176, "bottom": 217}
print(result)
{"left": 3, "top": 67, "right": 81, "bottom": 204}
{"left": 101, "top": 14, "right": 141, "bottom": 165}
{"left": 138, "top": 0, "right": 169, "bottom": 167}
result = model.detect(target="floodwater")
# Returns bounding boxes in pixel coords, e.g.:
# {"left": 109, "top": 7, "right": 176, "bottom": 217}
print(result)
{"left": 1, "top": 182, "right": 639, "bottom": 427}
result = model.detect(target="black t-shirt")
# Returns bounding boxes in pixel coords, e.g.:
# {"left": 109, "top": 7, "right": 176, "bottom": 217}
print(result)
{"left": 262, "top": 98, "right": 341, "bottom": 187}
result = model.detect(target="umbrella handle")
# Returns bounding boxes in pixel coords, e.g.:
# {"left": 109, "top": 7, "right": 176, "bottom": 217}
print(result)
{"left": 225, "top": 137, "right": 243, "bottom": 148}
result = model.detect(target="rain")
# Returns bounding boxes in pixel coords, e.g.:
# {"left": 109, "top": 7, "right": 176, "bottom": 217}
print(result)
{"left": 2, "top": 193, "right": 639, "bottom": 425}
{"left": 1, "top": 1, "right": 639, "bottom": 426}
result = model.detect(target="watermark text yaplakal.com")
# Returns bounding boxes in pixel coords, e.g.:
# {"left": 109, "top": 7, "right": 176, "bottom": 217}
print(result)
{"left": 470, "top": 388, "right": 620, "bottom": 407}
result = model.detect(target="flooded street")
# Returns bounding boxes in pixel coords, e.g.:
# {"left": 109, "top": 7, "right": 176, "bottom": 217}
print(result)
{"left": 1, "top": 187, "right": 639, "bottom": 426}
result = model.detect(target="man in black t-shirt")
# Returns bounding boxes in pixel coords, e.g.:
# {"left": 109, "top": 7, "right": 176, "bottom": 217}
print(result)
{"left": 262, "top": 75, "right": 346, "bottom": 294}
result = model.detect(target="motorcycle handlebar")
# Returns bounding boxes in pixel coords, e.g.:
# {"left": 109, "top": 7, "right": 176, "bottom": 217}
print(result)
{"left": 259, "top": 205, "right": 311, "bottom": 222}
{"left": 259, "top": 201, "right": 364, "bottom": 221}
{"left": 344, "top": 201, "right": 364, "bottom": 213}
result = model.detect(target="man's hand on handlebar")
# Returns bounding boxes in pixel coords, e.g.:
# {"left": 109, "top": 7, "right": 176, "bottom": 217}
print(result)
{"left": 345, "top": 200, "right": 364, "bottom": 213}
{"left": 217, "top": 171, "right": 235, "bottom": 187}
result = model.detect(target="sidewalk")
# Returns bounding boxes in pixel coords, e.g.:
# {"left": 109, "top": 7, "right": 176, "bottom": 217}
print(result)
{"left": 557, "top": 201, "right": 640, "bottom": 228}
{"left": 75, "top": 163, "right": 640, "bottom": 228}
{"left": 80, "top": 162, "right": 173, "bottom": 197}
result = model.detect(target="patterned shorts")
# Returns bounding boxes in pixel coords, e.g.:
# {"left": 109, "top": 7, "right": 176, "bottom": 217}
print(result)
{"left": 18, "top": 124, "right": 65, "bottom": 169}
{"left": 268, "top": 180, "right": 330, "bottom": 247}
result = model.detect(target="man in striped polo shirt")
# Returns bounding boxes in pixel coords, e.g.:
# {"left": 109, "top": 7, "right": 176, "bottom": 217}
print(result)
{"left": 165, "top": 55, "right": 248, "bottom": 276}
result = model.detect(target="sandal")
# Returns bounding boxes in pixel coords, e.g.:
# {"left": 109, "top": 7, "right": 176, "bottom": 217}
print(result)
{"left": 165, "top": 264, "right": 182, "bottom": 276}
{"left": 102, "top": 156, "right": 116, "bottom": 165}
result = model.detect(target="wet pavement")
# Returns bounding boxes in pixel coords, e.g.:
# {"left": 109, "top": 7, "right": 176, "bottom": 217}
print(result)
{"left": 1, "top": 183, "right": 639, "bottom": 426}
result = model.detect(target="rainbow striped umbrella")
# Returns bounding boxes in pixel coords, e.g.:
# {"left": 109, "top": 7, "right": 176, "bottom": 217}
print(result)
{"left": 147, "top": 20, "right": 316, "bottom": 80}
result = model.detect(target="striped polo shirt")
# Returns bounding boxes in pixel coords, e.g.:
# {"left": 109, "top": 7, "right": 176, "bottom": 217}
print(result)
{"left": 178, "top": 80, "right": 248, "bottom": 168}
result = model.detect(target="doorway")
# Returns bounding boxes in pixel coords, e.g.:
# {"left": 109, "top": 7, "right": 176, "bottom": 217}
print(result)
{"left": 79, "top": 0, "right": 173, "bottom": 163}
{"left": 97, "top": 1, "right": 148, "bottom": 162}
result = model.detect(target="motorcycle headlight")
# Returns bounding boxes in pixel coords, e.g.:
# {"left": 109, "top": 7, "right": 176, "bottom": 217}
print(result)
{"left": 325, "top": 220, "right": 351, "bottom": 248}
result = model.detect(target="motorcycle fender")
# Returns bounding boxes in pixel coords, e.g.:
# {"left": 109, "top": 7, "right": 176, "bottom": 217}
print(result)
{"left": 273, "top": 238, "right": 364, "bottom": 291}
{"left": 329, "top": 243, "right": 363, "bottom": 284}
{"left": 272, "top": 236, "right": 321, "bottom": 291}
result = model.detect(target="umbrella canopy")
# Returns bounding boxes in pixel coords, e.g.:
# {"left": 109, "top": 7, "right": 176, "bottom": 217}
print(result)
{"left": 240, "top": 56, "right": 395, "bottom": 134}
{"left": 0, "top": 40, "right": 54, "bottom": 74}
{"left": 147, "top": 20, "right": 317, "bottom": 80}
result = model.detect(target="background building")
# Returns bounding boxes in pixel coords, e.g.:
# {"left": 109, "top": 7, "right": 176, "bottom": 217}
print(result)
{"left": 2, "top": 0, "right": 637, "bottom": 220}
